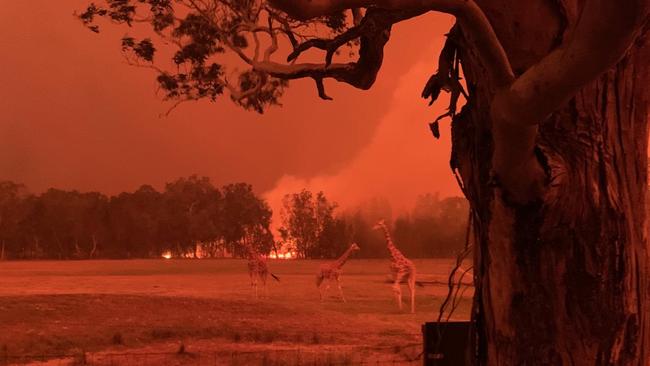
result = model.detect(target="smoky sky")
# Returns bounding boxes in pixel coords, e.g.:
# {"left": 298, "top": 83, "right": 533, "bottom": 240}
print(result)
{"left": 0, "top": 1, "right": 462, "bottom": 212}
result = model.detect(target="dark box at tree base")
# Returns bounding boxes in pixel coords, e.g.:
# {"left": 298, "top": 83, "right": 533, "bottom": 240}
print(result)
{"left": 421, "top": 321, "right": 471, "bottom": 366}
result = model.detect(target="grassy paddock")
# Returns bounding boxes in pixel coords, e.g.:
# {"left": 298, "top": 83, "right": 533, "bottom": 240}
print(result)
{"left": 0, "top": 259, "right": 472, "bottom": 365}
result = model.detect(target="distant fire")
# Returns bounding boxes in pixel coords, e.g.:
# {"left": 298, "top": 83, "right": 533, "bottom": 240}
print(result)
{"left": 159, "top": 247, "right": 296, "bottom": 259}
{"left": 268, "top": 251, "right": 296, "bottom": 259}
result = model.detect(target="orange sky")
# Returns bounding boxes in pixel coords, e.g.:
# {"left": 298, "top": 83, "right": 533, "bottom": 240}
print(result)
{"left": 0, "top": 1, "right": 462, "bottom": 215}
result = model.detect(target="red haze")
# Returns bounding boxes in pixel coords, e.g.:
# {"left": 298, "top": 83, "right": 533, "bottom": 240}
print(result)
{"left": 0, "top": 1, "right": 461, "bottom": 215}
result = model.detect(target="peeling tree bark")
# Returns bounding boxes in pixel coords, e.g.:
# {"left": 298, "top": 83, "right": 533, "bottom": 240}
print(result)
{"left": 452, "top": 1, "right": 650, "bottom": 364}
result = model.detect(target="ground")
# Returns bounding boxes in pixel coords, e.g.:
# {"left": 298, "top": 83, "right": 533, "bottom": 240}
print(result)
{"left": 0, "top": 259, "right": 472, "bottom": 365}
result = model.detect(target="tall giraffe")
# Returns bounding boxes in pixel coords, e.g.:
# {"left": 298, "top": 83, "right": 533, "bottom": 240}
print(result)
{"left": 373, "top": 219, "right": 417, "bottom": 313}
{"left": 241, "top": 241, "right": 279, "bottom": 298}
{"left": 316, "top": 243, "right": 360, "bottom": 302}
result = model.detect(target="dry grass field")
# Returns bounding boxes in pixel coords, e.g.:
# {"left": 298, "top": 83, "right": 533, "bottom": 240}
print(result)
{"left": 0, "top": 259, "right": 472, "bottom": 365}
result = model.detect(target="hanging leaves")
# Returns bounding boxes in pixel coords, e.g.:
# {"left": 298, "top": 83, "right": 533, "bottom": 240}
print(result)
{"left": 429, "top": 121, "right": 441, "bottom": 139}
{"left": 422, "top": 26, "right": 469, "bottom": 139}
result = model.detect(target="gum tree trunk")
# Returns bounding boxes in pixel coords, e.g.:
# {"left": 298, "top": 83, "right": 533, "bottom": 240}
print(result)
{"left": 451, "top": 1, "right": 650, "bottom": 364}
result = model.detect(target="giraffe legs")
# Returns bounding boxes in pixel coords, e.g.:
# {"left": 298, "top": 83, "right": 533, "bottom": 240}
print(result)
{"left": 262, "top": 272, "right": 269, "bottom": 298}
{"left": 393, "top": 272, "right": 406, "bottom": 311}
{"left": 318, "top": 277, "right": 334, "bottom": 302}
{"left": 318, "top": 277, "right": 346, "bottom": 302}
{"left": 318, "top": 280, "right": 326, "bottom": 302}
{"left": 324, "top": 280, "right": 331, "bottom": 298}
{"left": 250, "top": 273, "right": 270, "bottom": 299}
{"left": 251, "top": 276, "right": 258, "bottom": 299}
{"left": 334, "top": 273, "right": 346, "bottom": 303}
{"left": 408, "top": 273, "right": 416, "bottom": 314}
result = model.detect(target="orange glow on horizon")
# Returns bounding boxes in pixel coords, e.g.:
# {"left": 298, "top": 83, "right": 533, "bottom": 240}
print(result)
{"left": 269, "top": 251, "right": 296, "bottom": 259}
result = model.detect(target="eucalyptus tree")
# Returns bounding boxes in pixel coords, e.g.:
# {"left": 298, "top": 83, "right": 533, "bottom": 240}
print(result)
{"left": 221, "top": 182, "right": 274, "bottom": 256}
{"left": 78, "top": 1, "right": 650, "bottom": 363}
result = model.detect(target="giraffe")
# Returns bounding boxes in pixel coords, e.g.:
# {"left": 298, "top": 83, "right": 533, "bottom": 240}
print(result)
{"left": 373, "top": 219, "right": 417, "bottom": 313}
{"left": 241, "top": 241, "right": 279, "bottom": 298}
{"left": 316, "top": 243, "right": 360, "bottom": 302}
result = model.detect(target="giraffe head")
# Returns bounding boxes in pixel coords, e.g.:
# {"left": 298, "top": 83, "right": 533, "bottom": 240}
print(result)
{"left": 372, "top": 219, "right": 386, "bottom": 230}
{"left": 350, "top": 242, "right": 361, "bottom": 251}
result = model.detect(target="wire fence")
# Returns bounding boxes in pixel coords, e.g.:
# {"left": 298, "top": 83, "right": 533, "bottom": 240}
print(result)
{"left": 1, "top": 342, "right": 423, "bottom": 366}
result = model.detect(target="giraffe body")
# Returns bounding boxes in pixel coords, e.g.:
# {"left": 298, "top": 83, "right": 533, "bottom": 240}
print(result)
{"left": 374, "top": 219, "right": 417, "bottom": 313}
{"left": 242, "top": 242, "right": 279, "bottom": 298}
{"left": 316, "top": 243, "right": 360, "bottom": 302}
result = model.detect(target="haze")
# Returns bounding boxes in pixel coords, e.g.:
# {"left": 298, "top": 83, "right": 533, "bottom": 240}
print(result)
{"left": 0, "top": 1, "right": 462, "bottom": 215}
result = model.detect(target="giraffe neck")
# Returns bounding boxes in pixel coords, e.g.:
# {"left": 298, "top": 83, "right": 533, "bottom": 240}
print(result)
{"left": 380, "top": 224, "right": 406, "bottom": 262}
{"left": 242, "top": 241, "right": 259, "bottom": 260}
{"left": 333, "top": 245, "right": 356, "bottom": 268}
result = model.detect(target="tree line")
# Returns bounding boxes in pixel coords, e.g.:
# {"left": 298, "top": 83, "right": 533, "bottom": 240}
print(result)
{"left": 0, "top": 177, "right": 273, "bottom": 259}
{"left": 279, "top": 191, "right": 469, "bottom": 259}
{"left": 0, "top": 177, "right": 469, "bottom": 260}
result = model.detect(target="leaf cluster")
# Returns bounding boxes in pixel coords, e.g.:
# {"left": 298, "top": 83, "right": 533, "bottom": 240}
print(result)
{"left": 78, "top": 0, "right": 359, "bottom": 113}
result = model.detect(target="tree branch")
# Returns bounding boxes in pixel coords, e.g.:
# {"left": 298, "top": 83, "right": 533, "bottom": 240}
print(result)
{"left": 249, "top": 7, "right": 427, "bottom": 99}
{"left": 288, "top": 7, "right": 424, "bottom": 66}
{"left": 269, "top": 0, "right": 514, "bottom": 87}
{"left": 352, "top": 8, "right": 364, "bottom": 25}
{"left": 263, "top": 16, "right": 279, "bottom": 61}
{"left": 489, "top": 0, "right": 649, "bottom": 203}
{"left": 492, "top": 0, "right": 650, "bottom": 126}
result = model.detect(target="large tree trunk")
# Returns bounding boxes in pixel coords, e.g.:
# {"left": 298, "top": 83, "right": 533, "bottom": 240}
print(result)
{"left": 451, "top": 1, "right": 650, "bottom": 364}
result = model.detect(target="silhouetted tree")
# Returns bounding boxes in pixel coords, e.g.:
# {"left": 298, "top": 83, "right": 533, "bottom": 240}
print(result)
{"left": 24, "top": 189, "right": 109, "bottom": 259}
{"left": 279, "top": 190, "right": 316, "bottom": 258}
{"left": 108, "top": 185, "right": 162, "bottom": 258}
{"left": 0, "top": 181, "right": 30, "bottom": 259}
{"left": 221, "top": 183, "right": 273, "bottom": 256}
{"left": 346, "top": 197, "right": 393, "bottom": 258}
{"left": 393, "top": 194, "right": 469, "bottom": 257}
{"left": 279, "top": 190, "right": 342, "bottom": 258}
{"left": 161, "top": 176, "right": 223, "bottom": 257}
{"left": 74, "top": 192, "right": 110, "bottom": 258}
{"left": 1, "top": 177, "right": 280, "bottom": 259}
{"left": 316, "top": 215, "right": 350, "bottom": 258}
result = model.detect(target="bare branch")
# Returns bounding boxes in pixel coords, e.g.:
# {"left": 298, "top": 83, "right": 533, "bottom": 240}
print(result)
{"left": 285, "top": 6, "right": 418, "bottom": 67}
{"left": 223, "top": 38, "right": 253, "bottom": 65}
{"left": 314, "top": 78, "right": 333, "bottom": 100}
{"left": 286, "top": 38, "right": 330, "bottom": 63}
{"left": 253, "top": 32, "right": 261, "bottom": 61}
{"left": 437, "top": 210, "right": 473, "bottom": 324}
{"left": 159, "top": 97, "right": 198, "bottom": 118}
{"left": 252, "top": 60, "right": 360, "bottom": 84}
{"left": 270, "top": 12, "right": 299, "bottom": 49}
{"left": 263, "top": 16, "right": 279, "bottom": 61}
{"left": 351, "top": 8, "right": 363, "bottom": 25}
{"left": 269, "top": 0, "right": 514, "bottom": 87}
{"left": 225, "top": 72, "right": 267, "bottom": 101}
{"left": 262, "top": 7, "right": 426, "bottom": 98}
